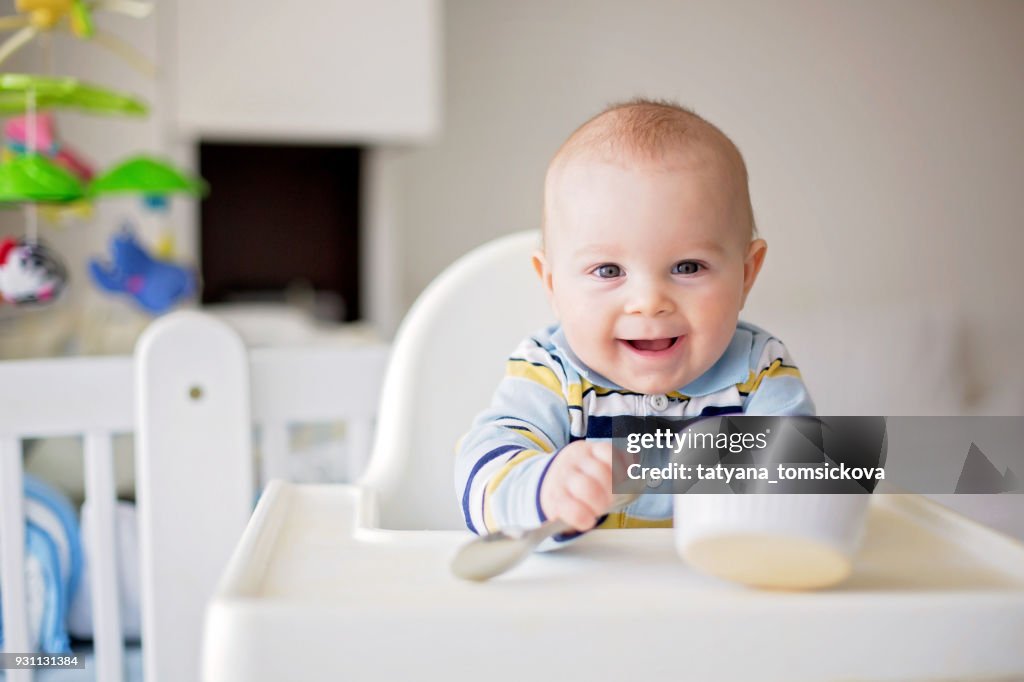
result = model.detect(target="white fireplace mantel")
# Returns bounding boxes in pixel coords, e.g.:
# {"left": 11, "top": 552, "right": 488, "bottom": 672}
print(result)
{"left": 151, "top": 1, "right": 440, "bottom": 337}
{"left": 163, "top": 0, "right": 440, "bottom": 143}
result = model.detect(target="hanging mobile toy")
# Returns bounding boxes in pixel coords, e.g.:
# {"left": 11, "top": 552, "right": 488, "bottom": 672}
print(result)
{"left": 0, "top": 0, "right": 155, "bottom": 76}
{"left": 0, "top": 74, "right": 147, "bottom": 118}
{"left": 0, "top": 76, "right": 147, "bottom": 207}
{"left": 89, "top": 154, "right": 207, "bottom": 258}
{"left": 5, "top": 112, "right": 95, "bottom": 182}
{"left": 89, "top": 227, "right": 195, "bottom": 315}
{"left": 0, "top": 76, "right": 148, "bottom": 307}
{"left": 0, "top": 237, "right": 68, "bottom": 304}
{"left": 0, "top": 145, "right": 83, "bottom": 202}
{"left": 0, "top": 75, "right": 147, "bottom": 227}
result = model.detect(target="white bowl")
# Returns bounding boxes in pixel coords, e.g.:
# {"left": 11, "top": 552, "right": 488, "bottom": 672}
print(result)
{"left": 674, "top": 493, "right": 870, "bottom": 590}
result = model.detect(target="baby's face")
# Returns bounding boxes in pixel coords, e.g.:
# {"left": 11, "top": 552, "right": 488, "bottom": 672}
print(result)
{"left": 536, "top": 156, "right": 765, "bottom": 395}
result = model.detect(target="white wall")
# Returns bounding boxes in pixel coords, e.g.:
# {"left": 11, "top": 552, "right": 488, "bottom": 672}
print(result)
{"left": 393, "top": 0, "right": 1024, "bottom": 403}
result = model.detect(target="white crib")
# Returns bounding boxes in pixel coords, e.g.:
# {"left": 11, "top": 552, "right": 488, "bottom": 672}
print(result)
{"left": 0, "top": 311, "right": 390, "bottom": 682}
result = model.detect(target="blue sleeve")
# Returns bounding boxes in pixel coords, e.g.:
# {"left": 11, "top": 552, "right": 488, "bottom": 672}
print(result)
{"left": 741, "top": 334, "right": 817, "bottom": 416}
{"left": 454, "top": 340, "right": 571, "bottom": 537}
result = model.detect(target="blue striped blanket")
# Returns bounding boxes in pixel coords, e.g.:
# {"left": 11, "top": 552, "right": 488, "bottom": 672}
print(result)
{"left": 0, "top": 474, "right": 82, "bottom": 654}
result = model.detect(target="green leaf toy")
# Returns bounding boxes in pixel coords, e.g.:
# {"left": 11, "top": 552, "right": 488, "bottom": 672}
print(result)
{"left": 0, "top": 154, "right": 85, "bottom": 203}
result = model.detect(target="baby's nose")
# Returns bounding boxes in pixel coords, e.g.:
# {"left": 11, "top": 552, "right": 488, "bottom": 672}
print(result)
{"left": 624, "top": 280, "right": 675, "bottom": 316}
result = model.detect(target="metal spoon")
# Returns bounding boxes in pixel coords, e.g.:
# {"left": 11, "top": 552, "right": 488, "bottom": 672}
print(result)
{"left": 451, "top": 493, "right": 640, "bottom": 582}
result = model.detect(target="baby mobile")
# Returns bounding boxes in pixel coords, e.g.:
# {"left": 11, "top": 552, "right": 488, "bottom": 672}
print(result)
{"left": 0, "top": 0, "right": 206, "bottom": 315}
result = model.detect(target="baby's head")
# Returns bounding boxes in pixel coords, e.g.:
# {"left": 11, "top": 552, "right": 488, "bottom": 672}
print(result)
{"left": 533, "top": 99, "right": 767, "bottom": 394}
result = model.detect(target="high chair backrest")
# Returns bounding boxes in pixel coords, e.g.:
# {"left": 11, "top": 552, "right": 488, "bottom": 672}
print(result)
{"left": 361, "top": 230, "right": 553, "bottom": 530}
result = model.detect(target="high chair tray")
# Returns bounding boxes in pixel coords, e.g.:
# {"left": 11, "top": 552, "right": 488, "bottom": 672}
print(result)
{"left": 203, "top": 482, "right": 1024, "bottom": 682}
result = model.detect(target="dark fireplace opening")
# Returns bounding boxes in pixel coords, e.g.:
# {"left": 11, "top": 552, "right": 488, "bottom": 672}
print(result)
{"left": 198, "top": 142, "right": 361, "bottom": 322}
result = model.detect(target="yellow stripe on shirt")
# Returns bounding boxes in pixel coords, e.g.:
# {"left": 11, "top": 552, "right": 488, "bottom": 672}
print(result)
{"left": 736, "top": 359, "right": 802, "bottom": 395}
{"left": 569, "top": 378, "right": 647, "bottom": 407}
{"left": 503, "top": 424, "right": 555, "bottom": 453}
{"left": 567, "top": 379, "right": 585, "bottom": 410}
{"left": 599, "top": 512, "right": 674, "bottom": 529}
{"left": 507, "top": 359, "right": 563, "bottom": 396}
{"left": 482, "top": 448, "right": 544, "bottom": 531}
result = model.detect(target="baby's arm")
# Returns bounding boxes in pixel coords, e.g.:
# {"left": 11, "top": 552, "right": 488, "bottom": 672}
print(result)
{"left": 455, "top": 344, "right": 611, "bottom": 540}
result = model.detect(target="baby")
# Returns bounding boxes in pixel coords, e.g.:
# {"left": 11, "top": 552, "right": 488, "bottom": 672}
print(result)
{"left": 455, "top": 99, "right": 815, "bottom": 543}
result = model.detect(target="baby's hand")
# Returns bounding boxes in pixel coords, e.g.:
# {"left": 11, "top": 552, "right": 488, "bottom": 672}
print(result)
{"left": 539, "top": 441, "right": 613, "bottom": 532}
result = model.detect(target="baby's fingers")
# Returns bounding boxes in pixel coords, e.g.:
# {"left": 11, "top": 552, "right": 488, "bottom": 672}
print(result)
{"left": 566, "top": 472, "right": 611, "bottom": 519}
{"left": 556, "top": 493, "right": 601, "bottom": 532}
{"left": 575, "top": 445, "right": 613, "bottom": 487}
{"left": 589, "top": 441, "right": 613, "bottom": 466}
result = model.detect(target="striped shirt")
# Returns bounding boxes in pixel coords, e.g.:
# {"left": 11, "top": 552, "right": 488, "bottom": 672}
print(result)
{"left": 454, "top": 320, "right": 815, "bottom": 545}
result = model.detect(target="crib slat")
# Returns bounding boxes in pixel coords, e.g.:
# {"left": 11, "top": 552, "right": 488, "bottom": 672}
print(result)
{"left": 0, "top": 438, "right": 33, "bottom": 682}
{"left": 84, "top": 432, "right": 125, "bottom": 682}
{"left": 260, "top": 421, "right": 290, "bottom": 486}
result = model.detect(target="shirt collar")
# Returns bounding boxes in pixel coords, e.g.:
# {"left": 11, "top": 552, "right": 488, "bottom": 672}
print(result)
{"left": 549, "top": 323, "right": 751, "bottom": 397}
{"left": 549, "top": 325, "right": 622, "bottom": 389}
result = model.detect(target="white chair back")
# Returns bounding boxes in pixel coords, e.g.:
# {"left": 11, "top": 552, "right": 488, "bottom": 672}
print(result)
{"left": 361, "top": 230, "right": 554, "bottom": 530}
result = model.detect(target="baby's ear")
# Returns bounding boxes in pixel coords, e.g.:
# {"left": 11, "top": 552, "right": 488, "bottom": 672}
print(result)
{"left": 531, "top": 250, "right": 551, "bottom": 290}
{"left": 531, "top": 249, "right": 558, "bottom": 313}
{"left": 740, "top": 239, "right": 767, "bottom": 307}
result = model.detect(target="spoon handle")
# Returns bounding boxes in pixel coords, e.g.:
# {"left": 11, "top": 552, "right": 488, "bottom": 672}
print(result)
{"left": 451, "top": 493, "right": 641, "bottom": 582}
{"left": 523, "top": 492, "right": 638, "bottom": 546}
{"left": 521, "top": 518, "right": 574, "bottom": 546}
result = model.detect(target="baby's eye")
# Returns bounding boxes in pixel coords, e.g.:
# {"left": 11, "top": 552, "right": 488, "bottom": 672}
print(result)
{"left": 593, "top": 264, "right": 622, "bottom": 279}
{"left": 672, "top": 261, "right": 703, "bottom": 275}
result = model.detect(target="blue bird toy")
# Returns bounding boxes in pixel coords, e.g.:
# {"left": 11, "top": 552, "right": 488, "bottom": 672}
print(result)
{"left": 89, "top": 229, "right": 195, "bottom": 315}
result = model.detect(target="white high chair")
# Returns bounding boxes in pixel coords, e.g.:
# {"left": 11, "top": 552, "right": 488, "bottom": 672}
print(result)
{"left": 200, "top": 230, "right": 1024, "bottom": 682}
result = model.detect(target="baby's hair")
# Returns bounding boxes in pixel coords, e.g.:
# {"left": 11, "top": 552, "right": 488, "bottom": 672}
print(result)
{"left": 558, "top": 97, "right": 711, "bottom": 163}
{"left": 542, "top": 97, "right": 757, "bottom": 242}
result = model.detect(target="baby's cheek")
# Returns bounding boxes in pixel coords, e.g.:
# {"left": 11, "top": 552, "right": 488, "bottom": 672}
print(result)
{"left": 693, "top": 285, "right": 743, "bottom": 324}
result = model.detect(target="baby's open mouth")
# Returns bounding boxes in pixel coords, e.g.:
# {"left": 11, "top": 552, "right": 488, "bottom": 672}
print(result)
{"left": 623, "top": 337, "right": 679, "bottom": 352}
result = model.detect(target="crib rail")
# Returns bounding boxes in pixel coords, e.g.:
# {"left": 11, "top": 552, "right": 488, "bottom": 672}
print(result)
{"left": 250, "top": 346, "right": 385, "bottom": 482}
{"left": 0, "top": 442, "right": 30, "bottom": 682}
{"left": 0, "top": 312, "right": 389, "bottom": 682}
{"left": 1, "top": 357, "right": 132, "bottom": 682}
